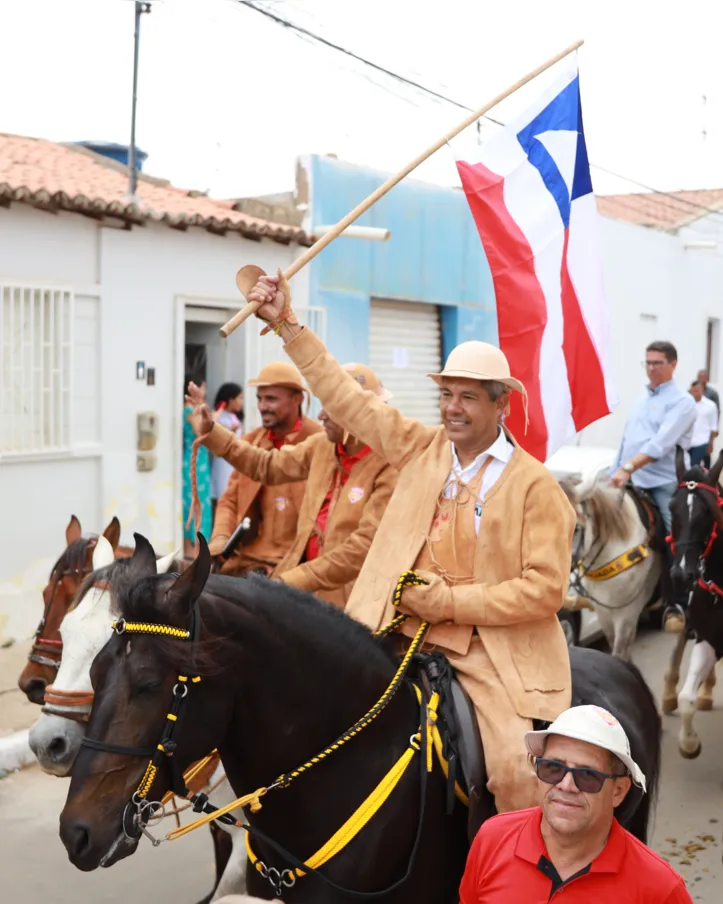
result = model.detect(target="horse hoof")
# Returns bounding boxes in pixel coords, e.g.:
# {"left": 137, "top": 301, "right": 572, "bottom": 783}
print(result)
{"left": 697, "top": 696, "right": 714, "bottom": 712}
{"left": 680, "top": 743, "right": 702, "bottom": 760}
{"left": 662, "top": 696, "right": 678, "bottom": 714}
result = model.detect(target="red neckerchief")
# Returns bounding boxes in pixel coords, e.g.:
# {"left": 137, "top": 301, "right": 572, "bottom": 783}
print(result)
{"left": 306, "top": 443, "right": 373, "bottom": 561}
{"left": 268, "top": 418, "right": 303, "bottom": 450}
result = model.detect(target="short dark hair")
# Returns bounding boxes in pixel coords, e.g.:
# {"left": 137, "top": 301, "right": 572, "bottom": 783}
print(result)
{"left": 481, "top": 380, "right": 509, "bottom": 402}
{"left": 646, "top": 341, "right": 677, "bottom": 363}
{"left": 691, "top": 380, "right": 701, "bottom": 388}
{"left": 214, "top": 382, "right": 243, "bottom": 409}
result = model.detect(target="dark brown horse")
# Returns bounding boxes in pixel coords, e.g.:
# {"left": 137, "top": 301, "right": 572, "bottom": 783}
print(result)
{"left": 17, "top": 515, "right": 130, "bottom": 704}
{"left": 59, "top": 535, "right": 661, "bottom": 902}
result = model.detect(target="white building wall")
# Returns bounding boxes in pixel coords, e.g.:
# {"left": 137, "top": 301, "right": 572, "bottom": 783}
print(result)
{"left": 574, "top": 216, "right": 723, "bottom": 455}
{"left": 0, "top": 203, "right": 298, "bottom": 641}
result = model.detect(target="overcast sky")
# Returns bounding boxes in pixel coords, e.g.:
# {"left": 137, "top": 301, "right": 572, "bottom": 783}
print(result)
{"left": 2, "top": 0, "right": 722, "bottom": 204}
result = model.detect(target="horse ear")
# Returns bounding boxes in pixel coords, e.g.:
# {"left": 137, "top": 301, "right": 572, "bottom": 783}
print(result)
{"left": 675, "top": 446, "right": 687, "bottom": 482}
{"left": 102, "top": 516, "right": 122, "bottom": 551}
{"left": 65, "top": 515, "right": 82, "bottom": 547}
{"left": 164, "top": 535, "right": 211, "bottom": 617}
{"left": 92, "top": 535, "right": 115, "bottom": 571}
{"left": 130, "top": 533, "right": 158, "bottom": 579}
{"left": 708, "top": 450, "right": 723, "bottom": 487}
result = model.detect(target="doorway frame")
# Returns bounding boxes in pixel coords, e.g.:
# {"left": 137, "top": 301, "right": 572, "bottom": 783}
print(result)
{"left": 173, "top": 293, "right": 244, "bottom": 553}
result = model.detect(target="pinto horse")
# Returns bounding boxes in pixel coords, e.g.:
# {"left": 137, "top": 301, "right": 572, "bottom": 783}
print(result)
{"left": 58, "top": 535, "right": 661, "bottom": 901}
{"left": 17, "top": 515, "right": 131, "bottom": 703}
{"left": 664, "top": 448, "right": 723, "bottom": 759}
{"left": 561, "top": 475, "right": 661, "bottom": 661}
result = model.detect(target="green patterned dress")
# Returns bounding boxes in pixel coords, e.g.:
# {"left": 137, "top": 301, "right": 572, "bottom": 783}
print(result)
{"left": 182, "top": 405, "right": 212, "bottom": 543}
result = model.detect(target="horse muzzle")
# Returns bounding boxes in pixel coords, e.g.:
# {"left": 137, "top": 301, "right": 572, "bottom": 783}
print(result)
{"left": 29, "top": 714, "right": 86, "bottom": 776}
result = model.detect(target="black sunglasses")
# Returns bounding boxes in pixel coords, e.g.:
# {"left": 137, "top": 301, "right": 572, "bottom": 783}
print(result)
{"left": 535, "top": 757, "right": 627, "bottom": 794}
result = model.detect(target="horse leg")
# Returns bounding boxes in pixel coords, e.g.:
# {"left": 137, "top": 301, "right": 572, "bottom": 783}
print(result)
{"left": 678, "top": 641, "right": 717, "bottom": 759}
{"left": 697, "top": 660, "right": 717, "bottom": 711}
{"left": 662, "top": 631, "right": 687, "bottom": 714}
{"left": 610, "top": 614, "right": 638, "bottom": 662}
{"left": 211, "top": 831, "right": 248, "bottom": 901}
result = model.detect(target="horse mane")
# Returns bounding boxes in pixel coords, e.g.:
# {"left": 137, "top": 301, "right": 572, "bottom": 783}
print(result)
{"left": 50, "top": 535, "right": 98, "bottom": 579}
{"left": 579, "top": 484, "right": 633, "bottom": 546}
{"left": 112, "top": 571, "right": 395, "bottom": 680}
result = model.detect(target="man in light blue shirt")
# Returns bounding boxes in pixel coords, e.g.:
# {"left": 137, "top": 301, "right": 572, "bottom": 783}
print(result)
{"left": 611, "top": 341, "right": 696, "bottom": 632}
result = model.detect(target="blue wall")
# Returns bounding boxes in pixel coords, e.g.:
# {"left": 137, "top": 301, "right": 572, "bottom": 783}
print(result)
{"left": 307, "top": 156, "right": 497, "bottom": 363}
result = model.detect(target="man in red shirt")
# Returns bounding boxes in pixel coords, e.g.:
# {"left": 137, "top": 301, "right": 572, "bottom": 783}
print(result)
{"left": 460, "top": 705, "right": 692, "bottom": 903}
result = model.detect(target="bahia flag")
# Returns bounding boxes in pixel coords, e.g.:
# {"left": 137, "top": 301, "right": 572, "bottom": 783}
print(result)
{"left": 456, "top": 60, "right": 617, "bottom": 462}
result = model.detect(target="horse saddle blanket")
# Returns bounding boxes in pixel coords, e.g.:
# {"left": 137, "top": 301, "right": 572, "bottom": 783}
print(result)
{"left": 626, "top": 485, "right": 667, "bottom": 553}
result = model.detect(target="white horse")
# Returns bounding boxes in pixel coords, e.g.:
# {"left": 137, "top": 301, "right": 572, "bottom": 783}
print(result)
{"left": 562, "top": 473, "right": 661, "bottom": 661}
{"left": 28, "top": 536, "right": 247, "bottom": 902}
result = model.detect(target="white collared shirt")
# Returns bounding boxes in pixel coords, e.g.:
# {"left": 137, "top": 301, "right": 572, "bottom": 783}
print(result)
{"left": 445, "top": 429, "right": 514, "bottom": 535}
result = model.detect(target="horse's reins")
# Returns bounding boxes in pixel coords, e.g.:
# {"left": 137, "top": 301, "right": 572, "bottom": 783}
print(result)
{"left": 669, "top": 480, "right": 723, "bottom": 600}
{"left": 80, "top": 572, "right": 451, "bottom": 898}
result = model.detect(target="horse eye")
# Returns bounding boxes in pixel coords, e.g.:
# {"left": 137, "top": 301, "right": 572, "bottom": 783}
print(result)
{"left": 135, "top": 680, "right": 163, "bottom": 696}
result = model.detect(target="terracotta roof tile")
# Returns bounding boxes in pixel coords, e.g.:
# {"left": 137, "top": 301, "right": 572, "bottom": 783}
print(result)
{"left": 0, "top": 133, "right": 311, "bottom": 245}
{"left": 596, "top": 188, "right": 723, "bottom": 232}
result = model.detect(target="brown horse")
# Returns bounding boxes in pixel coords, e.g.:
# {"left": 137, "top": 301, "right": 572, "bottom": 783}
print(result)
{"left": 17, "top": 515, "right": 131, "bottom": 704}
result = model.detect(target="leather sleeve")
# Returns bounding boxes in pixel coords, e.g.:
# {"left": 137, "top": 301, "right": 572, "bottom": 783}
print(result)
{"left": 284, "top": 327, "right": 436, "bottom": 471}
{"left": 282, "top": 464, "right": 398, "bottom": 592}
{"left": 204, "top": 422, "right": 317, "bottom": 485}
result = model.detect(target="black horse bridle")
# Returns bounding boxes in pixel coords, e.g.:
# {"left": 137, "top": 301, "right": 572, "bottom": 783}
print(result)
{"left": 80, "top": 599, "right": 235, "bottom": 843}
{"left": 28, "top": 566, "right": 92, "bottom": 670}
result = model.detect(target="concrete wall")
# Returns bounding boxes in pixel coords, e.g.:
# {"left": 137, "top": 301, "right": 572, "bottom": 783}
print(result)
{"left": 0, "top": 203, "right": 297, "bottom": 640}
{"left": 302, "top": 155, "right": 497, "bottom": 363}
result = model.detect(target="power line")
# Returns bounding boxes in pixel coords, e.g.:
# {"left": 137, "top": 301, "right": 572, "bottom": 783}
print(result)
{"left": 233, "top": 0, "right": 723, "bottom": 225}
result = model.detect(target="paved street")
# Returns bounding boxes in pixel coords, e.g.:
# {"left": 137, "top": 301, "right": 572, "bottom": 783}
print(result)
{"left": 1, "top": 629, "right": 721, "bottom": 902}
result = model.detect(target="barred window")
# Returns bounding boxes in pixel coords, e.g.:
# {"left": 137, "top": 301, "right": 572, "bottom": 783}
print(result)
{"left": 0, "top": 284, "right": 73, "bottom": 453}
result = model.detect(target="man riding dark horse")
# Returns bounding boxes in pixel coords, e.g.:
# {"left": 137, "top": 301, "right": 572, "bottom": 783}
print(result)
{"left": 243, "top": 272, "right": 577, "bottom": 824}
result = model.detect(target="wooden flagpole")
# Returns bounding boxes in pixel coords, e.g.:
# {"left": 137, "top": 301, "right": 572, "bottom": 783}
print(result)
{"left": 220, "top": 38, "right": 583, "bottom": 338}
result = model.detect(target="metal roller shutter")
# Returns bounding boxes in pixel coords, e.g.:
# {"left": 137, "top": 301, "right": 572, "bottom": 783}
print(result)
{"left": 369, "top": 300, "right": 442, "bottom": 425}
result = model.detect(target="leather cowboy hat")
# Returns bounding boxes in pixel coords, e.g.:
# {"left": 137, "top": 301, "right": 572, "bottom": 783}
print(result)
{"left": 342, "top": 363, "right": 393, "bottom": 402}
{"left": 428, "top": 341, "right": 525, "bottom": 395}
{"left": 248, "top": 362, "right": 307, "bottom": 393}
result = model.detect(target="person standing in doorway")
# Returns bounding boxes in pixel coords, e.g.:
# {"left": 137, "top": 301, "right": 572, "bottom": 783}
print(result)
{"left": 610, "top": 341, "right": 696, "bottom": 633}
{"left": 210, "top": 382, "right": 245, "bottom": 515}
{"left": 688, "top": 381, "right": 718, "bottom": 468}
{"left": 182, "top": 375, "right": 212, "bottom": 559}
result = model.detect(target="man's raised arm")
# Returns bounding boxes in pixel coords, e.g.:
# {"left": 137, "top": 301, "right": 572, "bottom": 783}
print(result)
{"left": 203, "top": 422, "right": 316, "bottom": 485}
{"left": 247, "top": 273, "right": 436, "bottom": 471}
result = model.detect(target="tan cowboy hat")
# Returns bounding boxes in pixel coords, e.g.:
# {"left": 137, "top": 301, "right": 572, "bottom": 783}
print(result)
{"left": 342, "top": 363, "right": 393, "bottom": 402}
{"left": 248, "top": 361, "right": 307, "bottom": 393}
{"left": 428, "top": 341, "right": 525, "bottom": 395}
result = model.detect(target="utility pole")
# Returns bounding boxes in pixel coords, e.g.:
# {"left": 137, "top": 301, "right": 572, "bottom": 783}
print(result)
{"left": 128, "top": 1, "right": 152, "bottom": 202}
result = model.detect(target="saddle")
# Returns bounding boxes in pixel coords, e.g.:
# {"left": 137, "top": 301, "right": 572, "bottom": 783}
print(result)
{"left": 625, "top": 485, "right": 674, "bottom": 609}
{"left": 412, "top": 651, "right": 549, "bottom": 840}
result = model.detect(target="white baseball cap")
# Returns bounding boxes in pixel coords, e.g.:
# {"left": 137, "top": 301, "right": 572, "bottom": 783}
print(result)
{"left": 525, "top": 705, "right": 646, "bottom": 792}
